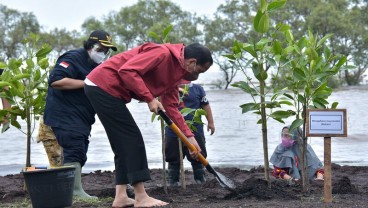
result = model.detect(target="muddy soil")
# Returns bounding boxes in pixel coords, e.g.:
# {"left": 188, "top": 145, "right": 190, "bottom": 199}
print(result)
{"left": 1, "top": 164, "right": 367, "bottom": 207}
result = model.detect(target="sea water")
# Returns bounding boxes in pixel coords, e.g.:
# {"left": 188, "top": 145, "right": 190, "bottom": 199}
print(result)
{"left": 0, "top": 86, "right": 367, "bottom": 176}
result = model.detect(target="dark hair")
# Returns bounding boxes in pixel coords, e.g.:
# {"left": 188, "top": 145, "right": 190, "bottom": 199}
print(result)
{"left": 184, "top": 43, "right": 213, "bottom": 66}
{"left": 83, "top": 40, "right": 97, "bottom": 50}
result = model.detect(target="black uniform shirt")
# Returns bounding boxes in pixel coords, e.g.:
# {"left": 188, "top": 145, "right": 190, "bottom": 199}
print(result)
{"left": 44, "top": 48, "right": 98, "bottom": 135}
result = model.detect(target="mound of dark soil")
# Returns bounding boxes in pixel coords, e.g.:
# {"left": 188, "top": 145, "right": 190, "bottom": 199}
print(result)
{"left": 1, "top": 164, "right": 367, "bottom": 207}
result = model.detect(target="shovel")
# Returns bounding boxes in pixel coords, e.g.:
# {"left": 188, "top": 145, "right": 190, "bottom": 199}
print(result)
{"left": 158, "top": 110, "right": 236, "bottom": 192}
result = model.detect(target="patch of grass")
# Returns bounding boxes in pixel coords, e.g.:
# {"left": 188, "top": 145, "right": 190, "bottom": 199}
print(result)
{"left": 1, "top": 198, "right": 32, "bottom": 208}
{"left": 0, "top": 197, "right": 114, "bottom": 208}
{"left": 72, "top": 197, "right": 114, "bottom": 207}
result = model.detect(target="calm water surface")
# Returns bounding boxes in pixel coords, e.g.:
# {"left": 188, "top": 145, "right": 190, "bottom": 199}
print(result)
{"left": 0, "top": 87, "right": 367, "bottom": 176}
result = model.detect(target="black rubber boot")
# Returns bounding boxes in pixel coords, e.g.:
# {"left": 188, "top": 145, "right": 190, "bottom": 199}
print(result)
{"left": 167, "top": 164, "right": 180, "bottom": 187}
{"left": 193, "top": 164, "right": 206, "bottom": 185}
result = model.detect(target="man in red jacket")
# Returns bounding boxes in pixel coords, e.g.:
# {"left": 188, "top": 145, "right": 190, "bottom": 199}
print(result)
{"left": 84, "top": 42, "right": 212, "bottom": 208}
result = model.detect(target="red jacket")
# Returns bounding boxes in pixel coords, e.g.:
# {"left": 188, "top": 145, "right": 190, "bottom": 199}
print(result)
{"left": 87, "top": 42, "right": 194, "bottom": 137}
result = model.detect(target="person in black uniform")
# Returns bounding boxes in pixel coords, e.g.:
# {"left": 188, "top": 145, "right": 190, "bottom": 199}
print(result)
{"left": 43, "top": 30, "right": 117, "bottom": 199}
{"left": 165, "top": 82, "right": 215, "bottom": 186}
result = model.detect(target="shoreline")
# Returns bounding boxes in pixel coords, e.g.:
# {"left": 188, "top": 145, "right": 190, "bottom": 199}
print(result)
{"left": 2, "top": 162, "right": 368, "bottom": 176}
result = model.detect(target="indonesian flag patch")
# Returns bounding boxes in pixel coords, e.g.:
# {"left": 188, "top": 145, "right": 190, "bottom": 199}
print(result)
{"left": 59, "top": 61, "right": 70, "bottom": 68}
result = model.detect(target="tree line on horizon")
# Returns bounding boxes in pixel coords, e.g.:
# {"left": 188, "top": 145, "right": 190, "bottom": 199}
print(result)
{"left": 1, "top": 0, "right": 367, "bottom": 89}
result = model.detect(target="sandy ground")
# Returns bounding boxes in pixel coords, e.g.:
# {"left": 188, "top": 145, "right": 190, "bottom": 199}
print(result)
{"left": 0, "top": 164, "right": 367, "bottom": 207}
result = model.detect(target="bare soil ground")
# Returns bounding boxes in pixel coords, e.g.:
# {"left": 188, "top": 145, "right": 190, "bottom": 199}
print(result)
{"left": 1, "top": 163, "right": 367, "bottom": 207}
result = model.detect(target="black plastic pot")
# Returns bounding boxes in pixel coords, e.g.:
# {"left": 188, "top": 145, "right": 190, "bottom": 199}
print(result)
{"left": 22, "top": 166, "right": 75, "bottom": 208}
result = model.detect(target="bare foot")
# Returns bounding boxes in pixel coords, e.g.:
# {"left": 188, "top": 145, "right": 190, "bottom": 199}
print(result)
{"left": 134, "top": 196, "right": 168, "bottom": 207}
{"left": 112, "top": 197, "right": 135, "bottom": 208}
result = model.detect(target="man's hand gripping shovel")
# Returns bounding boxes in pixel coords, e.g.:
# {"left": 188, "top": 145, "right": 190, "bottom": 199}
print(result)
{"left": 158, "top": 110, "right": 236, "bottom": 192}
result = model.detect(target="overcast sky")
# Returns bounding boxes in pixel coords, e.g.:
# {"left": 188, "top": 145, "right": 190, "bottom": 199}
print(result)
{"left": 1, "top": 0, "right": 227, "bottom": 80}
{"left": 1, "top": 0, "right": 226, "bottom": 31}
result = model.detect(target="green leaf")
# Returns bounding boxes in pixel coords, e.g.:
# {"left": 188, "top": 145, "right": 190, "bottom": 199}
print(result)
{"left": 270, "top": 110, "right": 291, "bottom": 119}
{"left": 267, "top": 0, "right": 287, "bottom": 11}
{"left": 261, "top": 0, "right": 267, "bottom": 13}
{"left": 162, "top": 25, "right": 173, "bottom": 40}
{"left": 335, "top": 56, "right": 347, "bottom": 69}
{"left": 34, "top": 69, "right": 41, "bottom": 81}
{"left": 10, "top": 119, "right": 21, "bottom": 129}
{"left": 240, "top": 103, "right": 259, "bottom": 114}
{"left": 313, "top": 100, "right": 326, "bottom": 109}
{"left": 283, "top": 93, "right": 294, "bottom": 100}
{"left": 297, "top": 94, "right": 305, "bottom": 103}
{"left": 0, "top": 81, "right": 11, "bottom": 88}
{"left": 231, "top": 81, "right": 258, "bottom": 96}
{"left": 314, "top": 82, "right": 332, "bottom": 98}
{"left": 317, "top": 33, "right": 333, "bottom": 48}
{"left": 331, "top": 102, "right": 339, "bottom": 109}
{"left": 256, "top": 38, "right": 270, "bottom": 50}
{"left": 32, "top": 94, "right": 44, "bottom": 107}
{"left": 282, "top": 45, "right": 294, "bottom": 55}
{"left": 0, "top": 62, "right": 6, "bottom": 69}
{"left": 194, "top": 109, "right": 207, "bottom": 117}
{"left": 341, "top": 65, "right": 356, "bottom": 70}
{"left": 265, "top": 101, "right": 281, "bottom": 108}
{"left": 279, "top": 100, "right": 293, "bottom": 106}
{"left": 279, "top": 24, "right": 291, "bottom": 32}
{"left": 148, "top": 31, "right": 160, "bottom": 42}
{"left": 223, "top": 54, "right": 236, "bottom": 60}
{"left": 285, "top": 29, "right": 294, "bottom": 43}
{"left": 272, "top": 117, "right": 285, "bottom": 124}
{"left": 293, "top": 68, "right": 306, "bottom": 81}
{"left": 272, "top": 41, "right": 282, "bottom": 55}
{"left": 38, "top": 57, "right": 49, "bottom": 69}
{"left": 323, "top": 46, "right": 331, "bottom": 60}
{"left": 36, "top": 44, "right": 52, "bottom": 58}
{"left": 233, "top": 40, "right": 242, "bottom": 55}
{"left": 242, "top": 44, "right": 257, "bottom": 58}
{"left": 11, "top": 74, "right": 31, "bottom": 81}
{"left": 257, "top": 70, "right": 268, "bottom": 81}
{"left": 258, "top": 13, "right": 270, "bottom": 33}
{"left": 180, "top": 108, "right": 196, "bottom": 117}
{"left": 26, "top": 59, "right": 34, "bottom": 69}
{"left": 289, "top": 119, "right": 304, "bottom": 132}
{"left": 266, "top": 57, "right": 276, "bottom": 66}
{"left": 313, "top": 97, "right": 329, "bottom": 105}
{"left": 253, "top": 10, "right": 263, "bottom": 32}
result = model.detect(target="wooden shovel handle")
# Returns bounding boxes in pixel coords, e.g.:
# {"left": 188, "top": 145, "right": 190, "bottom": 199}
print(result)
{"left": 158, "top": 110, "right": 209, "bottom": 166}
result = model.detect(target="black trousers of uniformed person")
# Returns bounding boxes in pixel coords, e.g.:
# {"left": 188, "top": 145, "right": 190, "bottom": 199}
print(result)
{"left": 84, "top": 84, "right": 151, "bottom": 185}
{"left": 165, "top": 134, "right": 207, "bottom": 170}
{"left": 52, "top": 127, "right": 89, "bottom": 166}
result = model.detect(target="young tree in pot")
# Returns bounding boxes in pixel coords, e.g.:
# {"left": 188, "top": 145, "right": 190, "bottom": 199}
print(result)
{"left": 0, "top": 33, "right": 52, "bottom": 168}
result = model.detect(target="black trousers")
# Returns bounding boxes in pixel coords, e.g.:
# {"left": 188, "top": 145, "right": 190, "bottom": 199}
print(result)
{"left": 165, "top": 134, "right": 207, "bottom": 170}
{"left": 52, "top": 127, "right": 89, "bottom": 166}
{"left": 84, "top": 85, "right": 150, "bottom": 185}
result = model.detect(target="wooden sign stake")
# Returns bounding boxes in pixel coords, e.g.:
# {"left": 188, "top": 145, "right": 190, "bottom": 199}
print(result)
{"left": 306, "top": 109, "right": 347, "bottom": 204}
{"left": 324, "top": 137, "right": 332, "bottom": 203}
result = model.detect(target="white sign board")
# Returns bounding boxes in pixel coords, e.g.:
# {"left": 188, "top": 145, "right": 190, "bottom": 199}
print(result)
{"left": 306, "top": 109, "right": 347, "bottom": 137}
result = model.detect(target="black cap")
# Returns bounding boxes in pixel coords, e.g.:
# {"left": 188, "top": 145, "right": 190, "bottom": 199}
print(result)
{"left": 89, "top": 30, "right": 117, "bottom": 51}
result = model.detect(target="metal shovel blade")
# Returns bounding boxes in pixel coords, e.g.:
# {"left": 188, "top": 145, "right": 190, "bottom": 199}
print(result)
{"left": 158, "top": 110, "right": 237, "bottom": 191}
{"left": 206, "top": 164, "right": 236, "bottom": 192}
